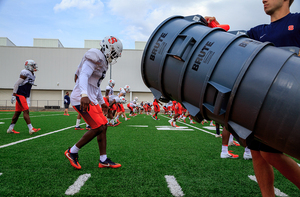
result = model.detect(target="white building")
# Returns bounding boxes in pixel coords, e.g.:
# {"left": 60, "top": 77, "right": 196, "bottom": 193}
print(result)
{"left": 0, "top": 38, "right": 152, "bottom": 110}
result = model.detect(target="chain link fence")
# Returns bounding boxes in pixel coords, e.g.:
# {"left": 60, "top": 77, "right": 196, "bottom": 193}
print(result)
{"left": 0, "top": 100, "right": 75, "bottom": 111}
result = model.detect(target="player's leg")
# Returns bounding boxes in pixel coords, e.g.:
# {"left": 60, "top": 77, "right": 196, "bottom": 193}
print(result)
{"left": 220, "top": 127, "right": 238, "bottom": 158}
{"left": 66, "top": 104, "right": 105, "bottom": 169}
{"left": 251, "top": 150, "right": 275, "bottom": 196}
{"left": 261, "top": 151, "right": 300, "bottom": 189}
{"left": 7, "top": 111, "right": 22, "bottom": 134}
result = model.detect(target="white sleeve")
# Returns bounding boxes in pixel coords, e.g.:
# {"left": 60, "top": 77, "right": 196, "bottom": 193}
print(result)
{"left": 13, "top": 78, "right": 25, "bottom": 93}
{"left": 79, "top": 61, "right": 94, "bottom": 95}
{"left": 97, "top": 90, "right": 105, "bottom": 105}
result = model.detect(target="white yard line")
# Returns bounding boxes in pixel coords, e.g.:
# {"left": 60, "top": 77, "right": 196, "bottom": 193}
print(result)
{"left": 165, "top": 175, "right": 185, "bottom": 197}
{"left": 0, "top": 113, "right": 71, "bottom": 120}
{"left": 127, "top": 125, "right": 149, "bottom": 127}
{"left": 161, "top": 114, "right": 299, "bottom": 196}
{"left": 160, "top": 115, "right": 215, "bottom": 135}
{"left": 0, "top": 123, "right": 85, "bottom": 149}
{"left": 248, "top": 175, "right": 288, "bottom": 197}
{"left": 65, "top": 174, "right": 91, "bottom": 196}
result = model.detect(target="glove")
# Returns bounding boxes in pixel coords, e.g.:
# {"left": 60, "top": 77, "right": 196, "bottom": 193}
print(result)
{"left": 11, "top": 96, "right": 16, "bottom": 104}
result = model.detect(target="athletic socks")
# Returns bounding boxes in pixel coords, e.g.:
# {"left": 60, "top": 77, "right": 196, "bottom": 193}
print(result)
{"left": 76, "top": 119, "right": 81, "bottom": 127}
{"left": 229, "top": 134, "right": 234, "bottom": 144}
{"left": 100, "top": 155, "right": 107, "bottom": 162}
{"left": 70, "top": 145, "right": 80, "bottom": 154}
{"left": 9, "top": 123, "right": 15, "bottom": 130}
{"left": 27, "top": 124, "right": 33, "bottom": 131}
{"left": 222, "top": 145, "right": 228, "bottom": 154}
{"left": 244, "top": 146, "right": 251, "bottom": 154}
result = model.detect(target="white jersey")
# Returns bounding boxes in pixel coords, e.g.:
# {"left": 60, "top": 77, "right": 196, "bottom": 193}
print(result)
{"left": 108, "top": 95, "right": 120, "bottom": 104}
{"left": 117, "top": 88, "right": 126, "bottom": 97}
{"left": 106, "top": 85, "right": 114, "bottom": 96}
{"left": 16, "top": 69, "right": 36, "bottom": 97}
{"left": 71, "top": 48, "right": 108, "bottom": 106}
{"left": 166, "top": 101, "right": 173, "bottom": 107}
{"left": 129, "top": 102, "right": 136, "bottom": 108}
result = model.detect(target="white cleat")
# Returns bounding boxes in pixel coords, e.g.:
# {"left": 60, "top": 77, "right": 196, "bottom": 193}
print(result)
{"left": 243, "top": 152, "right": 252, "bottom": 160}
{"left": 168, "top": 119, "right": 173, "bottom": 126}
{"left": 220, "top": 152, "right": 239, "bottom": 159}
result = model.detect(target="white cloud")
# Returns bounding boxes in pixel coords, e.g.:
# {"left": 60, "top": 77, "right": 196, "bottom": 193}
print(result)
{"left": 54, "top": 0, "right": 104, "bottom": 18}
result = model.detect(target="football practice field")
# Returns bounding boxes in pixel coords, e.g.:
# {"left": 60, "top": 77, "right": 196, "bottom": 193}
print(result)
{"left": 0, "top": 111, "right": 299, "bottom": 196}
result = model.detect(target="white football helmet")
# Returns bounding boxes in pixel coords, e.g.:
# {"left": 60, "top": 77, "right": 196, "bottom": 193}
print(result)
{"left": 120, "top": 96, "right": 126, "bottom": 104}
{"left": 108, "top": 79, "right": 115, "bottom": 87}
{"left": 24, "top": 60, "right": 38, "bottom": 72}
{"left": 124, "top": 85, "right": 130, "bottom": 92}
{"left": 100, "top": 36, "right": 123, "bottom": 65}
{"left": 134, "top": 97, "right": 138, "bottom": 101}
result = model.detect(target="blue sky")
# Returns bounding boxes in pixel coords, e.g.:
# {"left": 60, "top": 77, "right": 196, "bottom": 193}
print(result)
{"left": 0, "top": 0, "right": 299, "bottom": 49}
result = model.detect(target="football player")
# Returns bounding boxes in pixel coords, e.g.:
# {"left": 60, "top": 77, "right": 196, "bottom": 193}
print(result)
{"left": 104, "top": 95, "right": 126, "bottom": 126}
{"left": 7, "top": 60, "right": 41, "bottom": 135}
{"left": 65, "top": 36, "right": 123, "bottom": 169}
{"left": 114, "top": 85, "right": 130, "bottom": 123}
{"left": 152, "top": 98, "right": 162, "bottom": 120}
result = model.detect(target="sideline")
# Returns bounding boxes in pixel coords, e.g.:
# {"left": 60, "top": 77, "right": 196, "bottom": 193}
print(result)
{"left": 0, "top": 123, "right": 84, "bottom": 149}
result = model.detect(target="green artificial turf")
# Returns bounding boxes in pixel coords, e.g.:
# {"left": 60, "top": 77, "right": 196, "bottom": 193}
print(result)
{"left": 0, "top": 111, "right": 299, "bottom": 196}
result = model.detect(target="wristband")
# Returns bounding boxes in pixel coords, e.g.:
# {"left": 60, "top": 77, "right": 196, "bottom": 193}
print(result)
{"left": 81, "top": 94, "right": 88, "bottom": 97}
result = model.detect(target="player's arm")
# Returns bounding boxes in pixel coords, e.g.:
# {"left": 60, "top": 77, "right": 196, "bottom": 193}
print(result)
{"left": 12, "top": 75, "right": 26, "bottom": 96}
{"left": 79, "top": 63, "right": 93, "bottom": 112}
{"left": 11, "top": 75, "right": 26, "bottom": 104}
{"left": 105, "top": 89, "right": 110, "bottom": 97}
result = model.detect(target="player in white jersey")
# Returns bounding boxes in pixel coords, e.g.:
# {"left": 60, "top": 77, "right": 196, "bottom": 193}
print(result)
{"left": 128, "top": 100, "right": 137, "bottom": 116}
{"left": 104, "top": 95, "right": 126, "bottom": 126}
{"left": 106, "top": 79, "right": 115, "bottom": 96}
{"left": 105, "top": 79, "right": 118, "bottom": 122}
{"left": 7, "top": 60, "right": 41, "bottom": 135}
{"left": 115, "top": 85, "right": 130, "bottom": 122}
{"left": 65, "top": 36, "right": 123, "bottom": 170}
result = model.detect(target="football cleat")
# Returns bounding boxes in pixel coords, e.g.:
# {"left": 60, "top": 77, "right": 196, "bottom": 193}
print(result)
{"left": 228, "top": 141, "right": 240, "bottom": 146}
{"left": 86, "top": 126, "right": 92, "bottom": 130}
{"left": 221, "top": 151, "right": 239, "bottom": 159}
{"left": 99, "top": 158, "right": 121, "bottom": 168}
{"left": 75, "top": 126, "right": 85, "bottom": 130}
{"left": 243, "top": 152, "right": 252, "bottom": 160}
{"left": 215, "top": 134, "right": 222, "bottom": 138}
{"left": 29, "top": 128, "right": 40, "bottom": 135}
{"left": 7, "top": 129, "right": 20, "bottom": 134}
{"left": 65, "top": 148, "right": 81, "bottom": 170}
{"left": 168, "top": 119, "right": 173, "bottom": 126}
